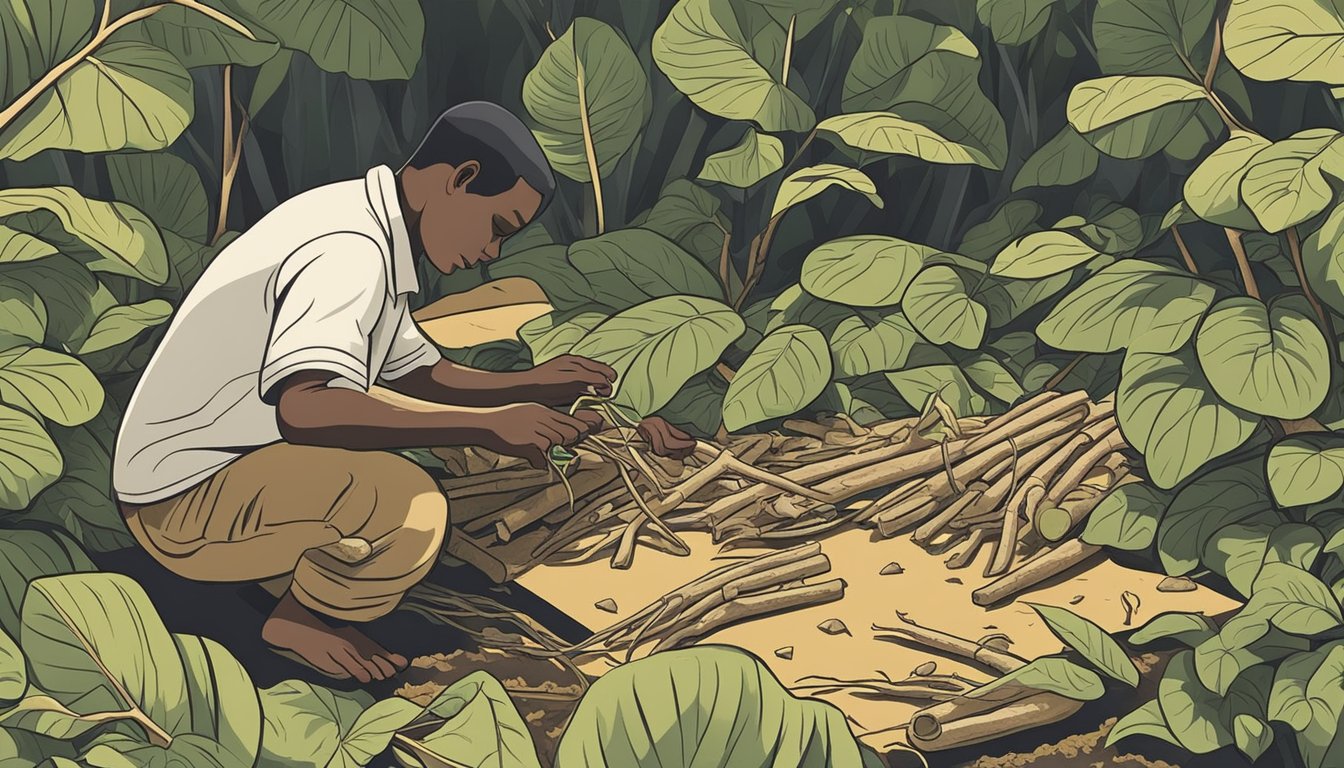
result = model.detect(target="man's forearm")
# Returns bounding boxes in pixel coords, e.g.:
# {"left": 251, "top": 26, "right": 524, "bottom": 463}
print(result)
{"left": 385, "top": 360, "right": 536, "bottom": 407}
{"left": 276, "top": 379, "right": 499, "bottom": 450}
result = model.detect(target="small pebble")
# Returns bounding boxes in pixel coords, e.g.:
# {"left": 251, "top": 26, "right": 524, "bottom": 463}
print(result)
{"left": 946, "top": 577, "right": 963, "bottom": 585}
{"left": 817, "top": 618, "right": 850, "bottom": 636}
{"left": 594, "top": 598, "right": 618, "bottom": 613}
{"left": 775, "top": 646, "right": 794, "bottom": 660}
{"left": 880, "top": 562, "right": 904, "bottom": 575}
{"left": 1157, "top": 576, "right": 1197, "bottom": 593}
{"left": 1069, "top": 595, "right": 1084, "bottom": 605}
{"left": 912, "top": 661, "right": 937, "bottom": 677}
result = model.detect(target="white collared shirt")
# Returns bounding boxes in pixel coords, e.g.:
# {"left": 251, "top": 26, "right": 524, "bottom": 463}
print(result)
{"left": 113, "top": 165, "right": 442, "bottom": 504}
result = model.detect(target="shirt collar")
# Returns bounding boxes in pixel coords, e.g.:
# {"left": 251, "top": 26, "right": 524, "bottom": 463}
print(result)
{"left": 365, "top": 164, "right": 419, "bottom": 297}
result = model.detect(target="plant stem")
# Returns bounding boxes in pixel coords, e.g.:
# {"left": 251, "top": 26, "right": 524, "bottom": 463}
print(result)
{"left": 781, "top": 15, "right": 796, "bottom": 87}
{"left": 1171, "top": 225, "right": 1199, "bottom": 273}
{"left": 574, "top": 56, "right": 605, "bottom": 235}
{"left": 1042, "top": 353, "right": 1086, "bottom": 391}
{"left": 99, "top": 0, "right": 112, "bottom": 32}
{"left": 1224, "top": 228, "right": 1261, "bottom": 299}
{"left": 735, "top": 213, "right": 782, "bottom": 309}
{"left": 212, "top": 65, "right": 248, "bottom": 245}
{"left": 1285, "top": 226, "right": 1334, "bottom": 351}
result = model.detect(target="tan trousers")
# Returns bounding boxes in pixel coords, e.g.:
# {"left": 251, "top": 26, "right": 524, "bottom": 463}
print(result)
{"left": 122, "top": 443, "right": 449, "bottom": 622}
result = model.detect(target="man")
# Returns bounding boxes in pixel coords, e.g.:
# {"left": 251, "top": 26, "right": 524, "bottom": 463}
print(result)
{"left": 113, "top": 102, "right": 693, "bottom": 684}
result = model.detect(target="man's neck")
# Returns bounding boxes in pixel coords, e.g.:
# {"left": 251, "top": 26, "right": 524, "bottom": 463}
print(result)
{"left": 394, "top": 171, "right": 426, "bottom": 259}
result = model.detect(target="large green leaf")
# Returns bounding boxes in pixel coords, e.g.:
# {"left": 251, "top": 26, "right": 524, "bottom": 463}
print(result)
{"left": 19, "top": 573, "right": 262, "bottom": 767}
{"left": 0, "top": 281, "right": 45, "bottom": 351}
{"left": 0, "top": 187, "right": 169, "bottom": 284}
{"left": 0, "top": 346, "right": 102, "bottom": 427}
{"left": 635, "top": 180, "right": 726, "bottom": 271}
{"left": 1224, "top": 0, "right": 1344, "bottom": 86}
{"left": 1196, "top": 296, "right": 1330, "bottom": 420}
{"left": 110, "top": 5, "right": 279, "bottom": 68}
{"left": 0, "top": 42, "right": 192, "bottom": 161}
{"left": 1129, "top": 612, "right": 1220, "bottom": 648}
{"left": 0, "top": 529, "right": 93, "bottom": 637}
{"left": 1194, "top": 612, "right": 1311, "bottom": 695}
{"left": 1157, "top": 460, "right": 1271, "bottom": 573}
{"left": 991, "top": 230, "right": 1103, "bottom": 279}
{"left": 1092, "top": 0, "right": 1216, "bottom": 77}
{"left": 1157, "top": 651, "right": 1233, "bottom": 753}
{"left": 76, "top": 300, "right": 173, "bottom": 356}
{"left": 28, "top": 405, "right": 134, "bottom": 553}
{"left": 1245, "top": 562, "right": 1343, "bottom": 635}
{"left": 771, "top": 164, "right": 882, "bottom": 219}
{"left": 723, "top": 324, "right": 831, "bottom": 431}
{"left": 1201, "top": 520, "right": 1321, "bottom": 598}
{"left": 800, "top": 236, "right": 936, "bottom": 307}
{"left": 518, "top": 310, "right": 607, "bottom": 364}
{"left": 698, "top": 128, "right": 784, "bottom": 187}
{"left": 1269, "top": 434, "right": 1344, "bottom": 508}
{"left": 1081, "top": 483, "right": 1171, "bottom": 551}
{"left": 106, "top": 153, "right": 209, "bottom": 241}
{"left": 258, "top": 680, "right": 375, "bottom": 767}
{"left": 0, "top": 0, "right": 95, "bottom": 103}
{"left": 392, "top": 671, "right": 540, "bottom": 768}
{"left": 0, "top": 626, "right": 24, "bottom": 703}
{"left": 1118, "top": 350, "right": 1260, "bottom": 489}
{"left": 976, "top": 0, "right": 1054, "bottom": 45}
{"left": 657, "top": 372, "right": 727, "bottom": 437}
{"left": 524, "top": 18, "right": 648, "bottom": 183}
{"left": 489, "top": 245, "right": 595, "bottom": 312}
{"left": 555, "top": 645, "right": 871, "bottom": 767}
{"left": 902, "top": 266, "right": 986, "bottom": 349}
{"left": 1303, "top": 201, "right": 1344, "bottom": 316}
{"left": 570, "top": 296, "right": 744, "bottom": 418}
{"left": 568, "top": 230, "right": 723, "bottom": 309}
{"left": 1239, "top": 128, "right": 1344, "bottom": 233}
{"left": 1038, "top": 261, "right": 1215, "bottom": 355}
{"left": 1012, "top": 127, "right": 1100, "bottom": 191}
{"left": 842, "top": 14, "right": 1007, "bottom": 168}
{"left": 1268, "top": 641, "right": 1344, "bottom": 768}
{"left": 817, "top": 111, "right": 999, "bottom": 168}
{"left": 0, "top": 403, "right": 59, "bottom": 511}
{"left": 220, "top": 0, "right": 423, "bottom": 79}
{"left": 1067, "top": 75, "right": 1208, "bottom": 159}
{"left": 1184, "top": 131, "right": 1272, "bottom": 231}
{"left": 829, "top": 313, "right": 922, "bottom": 378}
{"left": 653, "top": 0, "right": 815, "bottom": 133}
{"left": 1106, "top": 700, "right": 1182, "bottom": 749}
{"left": 1026, "top": 603, "right": 1140, "bottom": 687}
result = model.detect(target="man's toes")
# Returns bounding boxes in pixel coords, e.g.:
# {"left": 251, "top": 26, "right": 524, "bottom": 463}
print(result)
{"left": 313, "top": 652, "right": 354, "bottom": 681}
{"left": 334, "top": 647, "right": 375, "bottom": 683}
{"left": 368, "top": 653, "right": 398, "bottom": 680}
{"left": 387, "top": 652, "right": 409, "bottom": 670}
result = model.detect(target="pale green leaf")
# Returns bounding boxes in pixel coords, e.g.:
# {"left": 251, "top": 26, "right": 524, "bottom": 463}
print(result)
{"left": 1184, "top": 131, "right": 1272, "bottom": 231}
{"left": 1038, "top": 261, "right": 1215, "bottom": 355}
{"left": 991, "top": 230, "right": 1103, "bottom": 279}
{"left": 1224, "top": 0, "right": 1344, "bottom": 85}
{"left": 723, "top": 325, "right": 831, "bottom": 431}
{"left": 106, "top": 152, "right": 209, "bottom": 241}
{"left": 698, "top": 129, "right": 784, "bottom": 187}
{"left": 818, "top": 111, "right": 999, "bottom": 168}
{"left": 0, "top": 187, "right": 169, "bottom": 284}
{"left": 1067, "top": 76, "right": 1208, "bottom": 159}
{"left": 771, "top": 164, "right": 882, "bottom": 219}
{"left": 902, "top": 266, "right": 986, "bottom": 349}
{"left": 0, "top": 346, "right": 102, "bottom": 426}
{"left": 1240, "top": 128, "right": 1344, "bottom": 233}
{"left": 1027, "top": 602, "right": 1141, "bottom": 687}
{"left": 800, "top": 235, "right": 936, "bottom": 307}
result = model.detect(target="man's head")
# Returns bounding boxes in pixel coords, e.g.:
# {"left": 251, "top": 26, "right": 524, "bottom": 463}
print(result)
{"left": 399, "top": 102, "right": 554, "bottom": 273}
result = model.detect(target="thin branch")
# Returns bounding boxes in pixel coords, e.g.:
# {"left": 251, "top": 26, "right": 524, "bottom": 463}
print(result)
{"left": 1204, "top": 20, "right": 1222, "bottom": 92}
{"left": 99, "top": 0, "right": 112, "bottom": 32}
{"left": 1042, "top": 353, "right": 1086, "bottom": 392}
{"left": 1224, "top": 227, "right": 1261, "bottom": 299}
{"left": 1171, "top": 224, "right": 1198, "bottom": 273}
{"left": 1285, "top": 226, "right": 1338, "bottom": 361}
{"left": 781, "top": 15, "right": 796, "bottom": 88}
{"left": 211, "top": 65, "right": 248, "bottom": 245}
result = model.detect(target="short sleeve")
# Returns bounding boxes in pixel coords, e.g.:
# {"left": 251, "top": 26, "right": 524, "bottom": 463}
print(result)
{"left": 378, "top": 304, "right": 442, "bottom": 381}
{"left": 258, "top": 236, "right": 387, "bottom": 404}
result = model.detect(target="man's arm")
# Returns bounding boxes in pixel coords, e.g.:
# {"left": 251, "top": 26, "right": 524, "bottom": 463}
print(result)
{"left": 274, "top": 371, "right": 600, "bottom": 468}
{"left": 386, "top": 355, "right": 616, "bottom": 408}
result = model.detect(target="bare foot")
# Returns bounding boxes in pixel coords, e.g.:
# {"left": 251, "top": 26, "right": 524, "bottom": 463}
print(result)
{"left": 262, "top": 592, "right": 409, "bottom": 683}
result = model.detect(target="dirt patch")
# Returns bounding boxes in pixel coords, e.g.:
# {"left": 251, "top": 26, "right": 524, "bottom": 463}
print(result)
{"left": 960, "top": 718, "right": 1181, "bottom": 768}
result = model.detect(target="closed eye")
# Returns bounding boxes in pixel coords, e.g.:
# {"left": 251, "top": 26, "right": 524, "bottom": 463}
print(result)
{"left": 492, "top": 214, "right": 519, "bottom": 239}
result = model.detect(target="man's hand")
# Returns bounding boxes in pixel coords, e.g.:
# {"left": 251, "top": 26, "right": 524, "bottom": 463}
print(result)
{"left": 638, "top": 416, "right": 697, "bottom": 460}
{"left": 520, "top": 355, "right": 617, "bottom": 407}
{"left": 476, "top": 403, "right": 603, "bottom": 468}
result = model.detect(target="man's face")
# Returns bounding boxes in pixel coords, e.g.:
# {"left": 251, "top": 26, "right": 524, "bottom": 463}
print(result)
{"left": 418, "top": 162, "right": 542, "bottom": 274}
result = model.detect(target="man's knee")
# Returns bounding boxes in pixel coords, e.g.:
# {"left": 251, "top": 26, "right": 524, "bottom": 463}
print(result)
{"left": 364, "top": 452, "right": 449, "bottom": 535}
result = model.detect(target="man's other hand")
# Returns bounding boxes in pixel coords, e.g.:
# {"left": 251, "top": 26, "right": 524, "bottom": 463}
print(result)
{"left": 479, "top": 403, "right": 602, "bottom": 468}
{"left": 638, "top": 416, "right": 697, "bottom": 460}
{"left": 520, "top": 354, "right": 616, "bottom": 406}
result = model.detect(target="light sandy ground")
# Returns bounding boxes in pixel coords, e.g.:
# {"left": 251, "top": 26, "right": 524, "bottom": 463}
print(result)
{"left": 519, "top": 529, "right": 1238, "bottom": 752}
{"left": 421, "top": 281, "right": 1240, "bottom": 753}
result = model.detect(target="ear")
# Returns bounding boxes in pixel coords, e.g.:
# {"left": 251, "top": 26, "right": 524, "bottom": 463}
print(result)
{"left": 447, "top": 160, "right": 481, "bottom": 193}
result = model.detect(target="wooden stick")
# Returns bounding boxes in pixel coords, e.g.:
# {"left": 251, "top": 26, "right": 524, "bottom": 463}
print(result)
{"left": 1037, "top": 473, "right": 1136, "bottom": 543}
{"left": 873, "top": 613, "right": 1028, "bottom": 675}
{"left": 908, "top": 691, "right": 1084, "bottom": 752}
{"left": 972, "top": 538, "right": 1101, "bottom": 607}
{"left": 652, "top": 579, "right": 845, "bottom": 651}
{"left": 945, "top": 528, "right": 993, "bottom": 570}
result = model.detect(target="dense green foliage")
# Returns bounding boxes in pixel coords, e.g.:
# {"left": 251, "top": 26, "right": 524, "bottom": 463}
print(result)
{"left": 3, "top": 0, "right": 1344, "bottom": 765}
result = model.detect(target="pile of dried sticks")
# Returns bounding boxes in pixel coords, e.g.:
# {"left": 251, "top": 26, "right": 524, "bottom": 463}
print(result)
{"left": 436, "top": 390, "right": 1131, "bottom": 608}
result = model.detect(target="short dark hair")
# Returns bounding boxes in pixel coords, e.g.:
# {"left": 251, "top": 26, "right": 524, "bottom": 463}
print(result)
{"left": 403, "top": 101, "right": 556, "bottom": 210}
